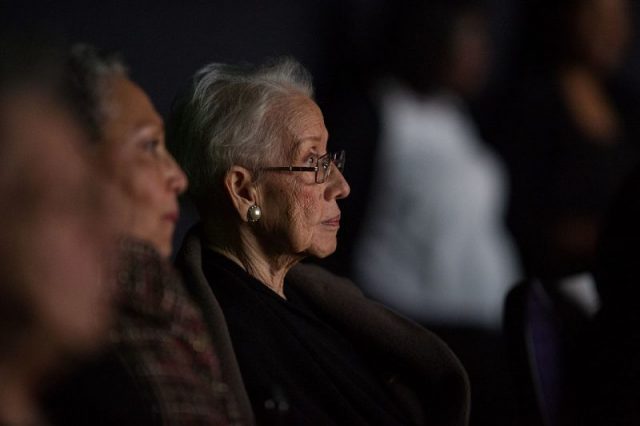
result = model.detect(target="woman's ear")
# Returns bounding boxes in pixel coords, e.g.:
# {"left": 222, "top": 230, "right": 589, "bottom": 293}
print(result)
{"left": 224, "top": 165, "right": 257, "bottom": 222}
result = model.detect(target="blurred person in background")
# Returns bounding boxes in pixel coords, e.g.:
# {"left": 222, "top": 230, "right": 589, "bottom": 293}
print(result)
{"left": 482, "top": 0, "right": 640, "bottom": 280}
{"left": 354, "top": 0, "right": 519, "bottom": 332}
{"left": 352, "top": 0, "right": 520, "bottom": 423}
{"left": 168, "top": 57, "right": 470, "bottom": 425}
{"left": 44, "top": 45, "right": 240, "bottom": 425}
{"left": 354, "top": 0, "right": 518, "bottom": 328}
{"left": 473, "top": 1, "right": 640, "bottom": 422}
{"left": 0, "top": 35, "right": 116, "bottom": 424}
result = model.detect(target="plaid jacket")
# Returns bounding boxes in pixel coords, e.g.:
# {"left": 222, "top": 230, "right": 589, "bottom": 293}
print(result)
{"left": 111, "top": 239, "right": 242, "bottom": 425}
{"left": 45, "top": 239, "right": 243, "bottom": 425}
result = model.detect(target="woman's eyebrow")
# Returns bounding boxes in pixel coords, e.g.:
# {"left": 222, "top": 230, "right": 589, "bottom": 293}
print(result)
{"left": 292, "top": 140, "right": 323, "bottom": 160}
{"left": 294, "top": 135, "right": 320, "bottom": 145}
{"left": 292, "top": 135, "right": 324, "bottom": 152}
{"left": 131, "top": 122, "right": 163, "bottom": 138}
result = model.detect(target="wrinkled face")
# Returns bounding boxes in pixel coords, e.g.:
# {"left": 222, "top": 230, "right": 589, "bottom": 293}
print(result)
{"left": 256, "top": 95, "right": 350, "bottom": 259}
{"left": 0, "top": 91, "right": 116, "bottom": 353}
{"left": 99, "top": 76, "right": 187, "bottom": 258}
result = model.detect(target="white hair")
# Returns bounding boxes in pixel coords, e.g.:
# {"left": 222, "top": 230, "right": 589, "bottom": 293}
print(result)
{"left": 167, "top": 57, "right": 314, "bottom": 215}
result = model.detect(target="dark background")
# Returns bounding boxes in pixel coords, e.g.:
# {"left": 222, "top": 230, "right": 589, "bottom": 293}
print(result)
{"left": 4, "top": 0, "right": 640, "bottom": 270}
{"left": 5, "top": 0, "right": 640, "bottom": 267}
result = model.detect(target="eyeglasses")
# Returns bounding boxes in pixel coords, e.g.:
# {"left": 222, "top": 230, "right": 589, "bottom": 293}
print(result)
{"left": 262, "top": 150, "right": 346, "bottom": 184}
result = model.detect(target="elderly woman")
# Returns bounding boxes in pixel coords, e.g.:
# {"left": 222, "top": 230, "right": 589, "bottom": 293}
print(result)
{"left": 169, "top": 58, "right": 470, "bottom": 425}
{"left": 43, "top": 45, "right": 240, "bottom": 425}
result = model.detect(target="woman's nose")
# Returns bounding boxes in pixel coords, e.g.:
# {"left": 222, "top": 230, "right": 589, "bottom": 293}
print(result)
{"left": 166, "top": 153, "right": 188, "bottom": 194}
{"left": 325, "top": 165, "right": 350, "bottom": 200}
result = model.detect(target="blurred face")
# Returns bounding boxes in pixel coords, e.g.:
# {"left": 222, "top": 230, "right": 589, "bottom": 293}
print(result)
{"left": 256, "top": 96, "right": 350, "bottom": 259}
{"left": 575, "top": 0, "right": 631, "bottom": 72}
{"left": 446, "top": 9, "right": 491, "bottom": 96}
{"left": 98, "top": 76, "right": 187, "bottom": 258}
{"left": 0, "top": 91, "right": 115, "bottom": 353}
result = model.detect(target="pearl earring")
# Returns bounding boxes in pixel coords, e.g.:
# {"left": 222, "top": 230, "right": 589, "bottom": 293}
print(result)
{"left": 247, "top": 204, "right": 262, "bottom": 223}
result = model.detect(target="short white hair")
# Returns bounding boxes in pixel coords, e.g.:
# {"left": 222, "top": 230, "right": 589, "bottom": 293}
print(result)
{"left": 167, "top": 57, "right": 314, "bottom": 215}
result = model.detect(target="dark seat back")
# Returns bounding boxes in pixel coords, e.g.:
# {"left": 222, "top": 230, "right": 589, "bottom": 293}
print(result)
{"left": 504, "top": 278, "right": 591, "bottom": 426}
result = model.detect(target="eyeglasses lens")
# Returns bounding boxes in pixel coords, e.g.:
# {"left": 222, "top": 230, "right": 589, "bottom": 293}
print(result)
{"left": 316, "top": 151, "right": 346, "bottom": 184}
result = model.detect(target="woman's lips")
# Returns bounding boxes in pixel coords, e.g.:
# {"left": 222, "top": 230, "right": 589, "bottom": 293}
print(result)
{"left": 163, "top": 211, "right": 179, "bottom": 224}
{"left": 322, "top": 214, "right": 341, "bottom": 227}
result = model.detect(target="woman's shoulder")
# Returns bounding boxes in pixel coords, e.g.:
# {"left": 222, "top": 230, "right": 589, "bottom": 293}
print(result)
{"left": 287, "top": 263, "right": 367, "bottom": 308}
{"left": 287, "top": 262, "right": 470, "bottom": 424}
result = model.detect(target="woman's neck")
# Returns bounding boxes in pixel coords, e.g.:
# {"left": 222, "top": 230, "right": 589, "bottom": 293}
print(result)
{"left": 0, "top": 353, "right": 46, "bottom": 425}
{"left": 559, "top": 66, "right": 619, "bottom": 143}
{"left": 203, "top": 222, "right": 301, "bottom": 299}
{"left": 0, "top": 380, "right": 41, "bottom": 425}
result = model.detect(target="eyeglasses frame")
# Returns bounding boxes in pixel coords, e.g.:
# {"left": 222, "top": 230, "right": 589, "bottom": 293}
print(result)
{"left": 261, "top": 150, "right": 346, "bottom": 184}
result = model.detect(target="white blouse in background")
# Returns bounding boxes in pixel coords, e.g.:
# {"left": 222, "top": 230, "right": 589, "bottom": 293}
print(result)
{"left": 354, "top": 82, "right": 521, "bottom": 329}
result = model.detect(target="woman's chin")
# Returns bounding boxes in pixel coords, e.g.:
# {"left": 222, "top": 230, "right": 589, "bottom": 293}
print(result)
{"left": 156, "top": 242, "right": 173, "bottom": 259}
{"left": 307, "top": 242, "right": 337, "bottom": 259}
{"left": 131, "top": 232, "right": 172, "bottom": 258}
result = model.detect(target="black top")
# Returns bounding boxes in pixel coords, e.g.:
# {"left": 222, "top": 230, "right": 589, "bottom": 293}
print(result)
{"left": 201, "top": 248, "right": 411, "bottom": 425}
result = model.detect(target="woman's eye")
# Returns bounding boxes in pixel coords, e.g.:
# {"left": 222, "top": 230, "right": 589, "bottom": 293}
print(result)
{"left": 321, "top": 157, "right": 331, "bottom": 170}
{"left": 142, "top": 139, "right": 160, "bottom": 153}
{"left": 305, "top": 155, "right": 317, "bottom": 166}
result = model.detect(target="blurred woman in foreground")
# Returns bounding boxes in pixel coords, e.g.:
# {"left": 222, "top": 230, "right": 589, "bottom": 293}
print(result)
{"left": 0, "top": 36, "right": 115, "bottom": 425}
